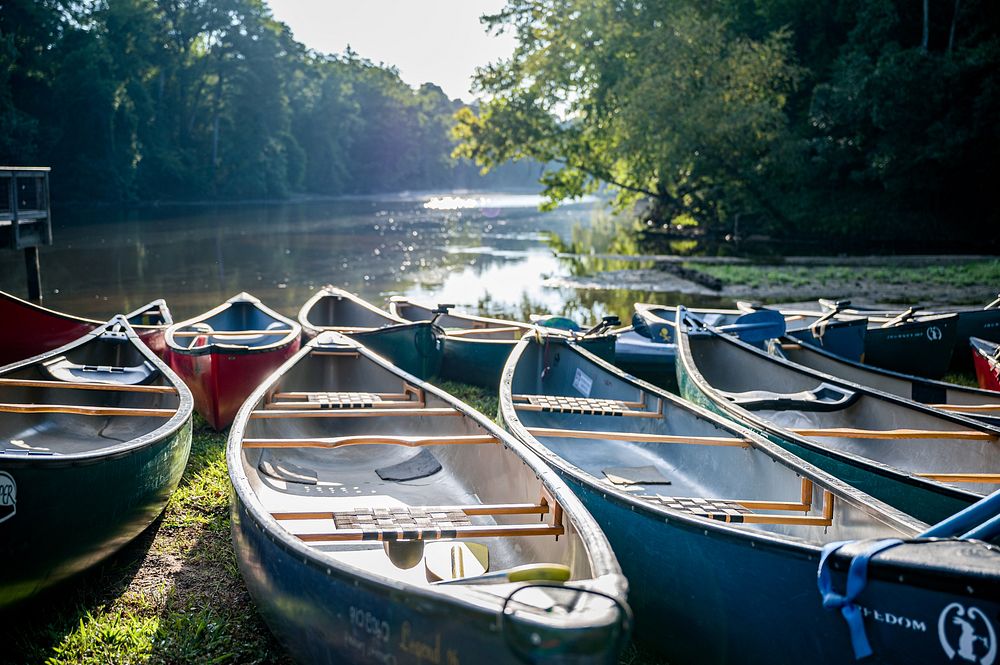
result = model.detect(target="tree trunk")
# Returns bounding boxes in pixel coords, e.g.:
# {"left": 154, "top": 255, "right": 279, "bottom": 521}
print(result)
{"left": 922, "top": 0, "right": 930, "bottom": 51}
{"left": 948, "top": 0, "right": 961, "bottom": 52}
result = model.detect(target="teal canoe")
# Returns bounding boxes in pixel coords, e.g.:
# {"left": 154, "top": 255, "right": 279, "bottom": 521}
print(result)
{"left": 499, "top": 332, "right": 1000, "bottom": 664}
{"left": 0, "top": 316, "right": 193, "bottom": 608}
{"left": 388, "top": 297, "right": 617, "bottom": 388}
{"left": 298, "top": 287, "right": 443, "bottom": 380}
{"left": 674, "top": 309, "right": 1000, "bottom": 524}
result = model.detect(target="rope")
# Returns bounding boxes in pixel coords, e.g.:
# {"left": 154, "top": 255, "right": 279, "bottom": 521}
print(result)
{"left": 817, "top": 538, "right": 904, "bottom": 659}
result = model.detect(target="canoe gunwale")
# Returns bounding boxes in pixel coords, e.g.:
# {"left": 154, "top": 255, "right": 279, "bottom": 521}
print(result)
{"left": 0, "top": 315, "right": 194, "bottom": 467}
{"left": 672, "top": 315, "right": 999, "bottom": 505}
{"left": 388, "top": 296, "right": 534, "bottom": 332}
{"left": 498, "top": 334, "right": 926, "bottom": 559}
{"left": 165, "top": 293, "right": 301, "bottom": 357}
{"left": 298, "top": 286, "right": 409, "bottom": 338}
{"left": 226, "top": 331, "right": 627, "bottom": 616}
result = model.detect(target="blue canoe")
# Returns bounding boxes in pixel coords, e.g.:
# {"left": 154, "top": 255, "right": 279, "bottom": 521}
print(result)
{"left": 673, "top": 309, "right": 1000, "bottom": 525}
{"left": 499, "top": 332, "right": 1000, "bottom": 663}
{"left": 228, "top": 332, "right": 630, "bottom": 664}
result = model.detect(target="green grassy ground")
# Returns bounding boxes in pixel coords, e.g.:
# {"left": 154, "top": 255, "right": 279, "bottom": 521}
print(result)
{"left": 0, "top": 382, "right": 666, "bottom": 665}
{"left": 684, "top": 259, "right": 1000, "bottom": 303}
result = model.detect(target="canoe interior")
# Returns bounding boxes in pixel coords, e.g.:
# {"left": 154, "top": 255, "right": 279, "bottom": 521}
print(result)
{"left": 508, "top": 339, "right": 915, "bottom": 546}
{"left": 303, "top": 291, "right": 402, "bottom": 330}
{"left": 0, "top": 331, "right": 181, "bottom": 456}
{"left": 687, "top": 331, "right": 1000, "bottom": 496}
{"left": 237, "top": 344, "right": 599, "bottom": 591}
{"left": 778, "top": 337, "right": 1000, "bottom": 411}
{"left": 171, "top": 297, "right": 295, "bottom": 351}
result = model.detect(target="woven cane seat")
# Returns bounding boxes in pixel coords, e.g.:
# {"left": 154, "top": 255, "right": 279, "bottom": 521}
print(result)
{"left": 332, "top": 507, "right": 473, "bottom": 541}
{"left": 305, "top": 392, "right": 384, "bottom": 408}
{"left": 525, "top": 395, "right": 636, "bottom": 416}
{"left": 647, "top": 496, "right": 752, "bottom": 523}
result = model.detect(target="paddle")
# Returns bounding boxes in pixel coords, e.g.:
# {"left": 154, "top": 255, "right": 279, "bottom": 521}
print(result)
{"left": 716, "top": 309, "right": 787, "bottom": 344}
{"left": 434, "top": 563, "right": 572, "bottom": 586}
{"left": 919, "top": 488, "right": 1000, "bottom": 541}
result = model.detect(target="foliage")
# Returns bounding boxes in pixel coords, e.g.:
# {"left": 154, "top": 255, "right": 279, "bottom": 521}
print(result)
{"left": 457, "top": 0, "right": 1000, "bottom": 248}
{"left": 0, "top": 0, "right": 537, "bottom": 201}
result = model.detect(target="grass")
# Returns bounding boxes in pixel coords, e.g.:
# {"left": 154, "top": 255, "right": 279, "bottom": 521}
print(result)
{"left": 683, "top": 259, "right": 1000, "bottom": 302}
{"left": 1, "top": 385, "right": 665, "bottom": 665}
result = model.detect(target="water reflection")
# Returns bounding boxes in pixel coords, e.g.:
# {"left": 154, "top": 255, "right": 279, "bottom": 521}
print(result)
{"left": 0, "top": 192, "right": 728, "bottom": 326}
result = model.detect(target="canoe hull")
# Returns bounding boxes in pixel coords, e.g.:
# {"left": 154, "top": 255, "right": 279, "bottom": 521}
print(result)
{"left": 442, "top": 335, "right": 616, "bottom": 388}
{"left": 0, "top": 295, "right": 166, "bottom": 365}
{"left": 971, "top": 338, "right": 1000, "bottom": 392}
{"left": 786, "top": 317, "right": 868, "bottom": 362}
{"left": 0, "top": 419, "right": 191, "bottom": 608}
{"left": 329, "top": 323, "right": 443, "bottom": 381}
{"left": 168, "top": 341, "right": 300, "bottom": 430}
{"left": 231, "top": 496, "right": 576, "bottom": 665}
{"left": 863, "top": 317, "right": 958, "bottom": 379}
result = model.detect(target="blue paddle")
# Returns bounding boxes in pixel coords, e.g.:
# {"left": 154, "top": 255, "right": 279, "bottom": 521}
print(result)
{"left": 717, "top": 309, "right": 787, "bottom": 344}
{"left": 919, "top": 488, "right": 1000, "bottom": 540}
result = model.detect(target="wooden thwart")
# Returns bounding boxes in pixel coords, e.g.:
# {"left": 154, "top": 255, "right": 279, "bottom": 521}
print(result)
{"left": 272, "top": 502, "right": 549, "bottom": 521}
{"left": 526, "top": 426, "right": 749, "bottom": 447}
{"left": 250, "top": 407, "right": 460, "bottom": 419}
{"left": 916, "top": 473, "right": 1000, "bottom": 483}
{"left": 790, "top": 427, "right": 995, "bottom": 441}
{"left": 650, "top": 487, "right": 834, "bottom": 527}
{"left": 172, "top": 329, "right": 294, "bottom": 338}
{"left": 447, "top": 326, "right": 524, "bottom": 338}
{"left": 243, "top": 434, "right": 497, "bottom": 449}
{"left": 0, "top": 378, "right": 176, "bottom": 394}
{"left": 0, "top": 403, "right": 174, "bottom": 417}
{"left": 931, "top": 403, "right": 1000, "bottom": 414}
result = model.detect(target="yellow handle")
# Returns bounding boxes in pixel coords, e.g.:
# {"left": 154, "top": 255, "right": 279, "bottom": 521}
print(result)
{"left": 506, "top": 564, "right": 572, "bottom": 583}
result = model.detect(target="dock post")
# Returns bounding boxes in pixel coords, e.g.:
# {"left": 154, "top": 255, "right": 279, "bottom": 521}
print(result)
{"left": 24, "top": 246, "right": 42, "bottom": 303}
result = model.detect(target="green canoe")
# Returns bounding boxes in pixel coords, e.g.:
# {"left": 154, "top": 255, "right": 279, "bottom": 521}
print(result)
{"left": 0, "top": 316, "right": 193, "bottom": 608}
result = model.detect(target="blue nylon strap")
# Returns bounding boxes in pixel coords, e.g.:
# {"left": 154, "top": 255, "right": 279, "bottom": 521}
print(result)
{"left": 817, "top": 538, "right": 904, "bottom": 660}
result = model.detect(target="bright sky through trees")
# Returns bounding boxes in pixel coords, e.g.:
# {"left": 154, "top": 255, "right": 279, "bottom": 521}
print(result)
{"left": 265, "top": 0, "right": 516, "bottom": 101}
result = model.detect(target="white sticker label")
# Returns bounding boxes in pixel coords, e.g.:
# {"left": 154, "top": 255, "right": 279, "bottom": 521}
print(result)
{"left": 572, "top": 368, "right": 593, "bottom": 396}
{"left": 0, "top": 471, "right": 16, "bottom": 524}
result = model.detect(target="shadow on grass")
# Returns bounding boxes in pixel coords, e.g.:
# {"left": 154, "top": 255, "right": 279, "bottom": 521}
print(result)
{"left": 0, "top": 417, "right": 290, "bottom": 665}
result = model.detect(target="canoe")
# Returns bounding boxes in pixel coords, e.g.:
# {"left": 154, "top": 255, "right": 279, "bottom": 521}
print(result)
{"left": 631, "top": 303, "right": 869, "bottom": 363}
{"left": 166, "top": 292, "right": 300, "bottom": 430}
{"left": 805, "top": 301, "right": 961, "bottom": 377}
{"left": 971, "top": 337, "right": 1000, "bottom": 392}
{"left": 0, "top": 289, "right": 173, "bottom": 365}
{"left": 227, "top": 332, "right": 631, "bottom": 664}
{"left": 299, "top": 287, "right": 442, "bottom": 380}
{"left": 388, "top": 297, "right": 617, "bottom": 388}
{"left": 674, "top": 309, "right": 1000, "bottom": 524}
{"left": 500, "top": 332, "right": 1000, "bottom": 663}
{"left": 829, "top": 296, "right": 1000, "bottom": 364}
{"left": 775, "top": 335, "right": 1000, "bottom": 426}
{"left": 610, "top": 327, "right": 678, "bottom": 391}
{"left": 0, "top": 315, "right": 193, "bottom": 608}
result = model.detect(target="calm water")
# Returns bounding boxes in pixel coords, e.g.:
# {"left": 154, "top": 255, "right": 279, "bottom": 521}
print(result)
{"left": 0, "top": 192, "right": 726, "bottom": 324}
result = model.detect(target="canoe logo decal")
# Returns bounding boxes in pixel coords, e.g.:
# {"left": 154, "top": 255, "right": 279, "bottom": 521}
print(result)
{"left": 0, "top": 471, "right": 15, "bottom": 524}
{"left": 938, "top": 603, "right": 996, "bottom": 665}
{"left": 926, "top": 326, "right": 943, "bottom": 342}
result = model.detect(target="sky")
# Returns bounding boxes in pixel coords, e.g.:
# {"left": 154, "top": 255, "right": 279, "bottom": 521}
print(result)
{"left": 265, "top": 1, "right": 517, "bottom": 102}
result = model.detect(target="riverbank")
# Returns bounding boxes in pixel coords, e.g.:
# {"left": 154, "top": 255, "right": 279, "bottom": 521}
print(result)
{"left": 546, "top": 256, "right": 1000, "bottom": 306}
{"left": 0, "top": 382, "right": 665, "bottom": 665}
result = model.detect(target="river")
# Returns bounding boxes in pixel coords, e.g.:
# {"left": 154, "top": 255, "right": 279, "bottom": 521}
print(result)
{"left": 0, "top": 192, "right": 727, "bottom": 324}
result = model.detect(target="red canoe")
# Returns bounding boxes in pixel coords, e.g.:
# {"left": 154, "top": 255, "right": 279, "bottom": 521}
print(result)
{"left": 0, "top": 289, "right": 173, "bottom": 365}
{"left": 971, "top": 336, "right": 1000, "bottom": 392}
{"left": 165, "top": 292, "right": 301, "bottom": 430}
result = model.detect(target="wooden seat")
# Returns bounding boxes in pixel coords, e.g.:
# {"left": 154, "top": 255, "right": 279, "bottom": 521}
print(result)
{"left": 0, "top": 378, "right": 176, "bottom": 394}
{"left": 266, "top": 383, "right": 424, "bottom": 411}
{"left": 272, "top": 501, "right": 550, "bottom": 521}
{"left": 640, "top": 479, "right": 835, "bottom": 526}
{"left": 0, "top": 403, "right": 174, "bottom": 417}
{"left": 513, "top": 394, "right": 662, "bottom": 418}
{"left": 915, "top": 473, "right": 1000, "bottom": 483}
{"left": 250, "top": 407, "right": 461, "bottom": 419}
{"left": 526, "top": 426, "right": 750, "bottom": 447}
{"left": 789, "top": 427, "right": 995, "bottom": 441}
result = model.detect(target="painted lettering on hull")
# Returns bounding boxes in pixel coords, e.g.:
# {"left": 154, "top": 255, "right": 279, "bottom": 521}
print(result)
{"left": 0, "top": 471, "right": 15, "bottom": 524}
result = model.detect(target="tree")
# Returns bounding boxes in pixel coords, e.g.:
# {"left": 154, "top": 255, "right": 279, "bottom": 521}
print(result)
{"left": 454, "top": 0, "right": 801, "bottom": 231}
